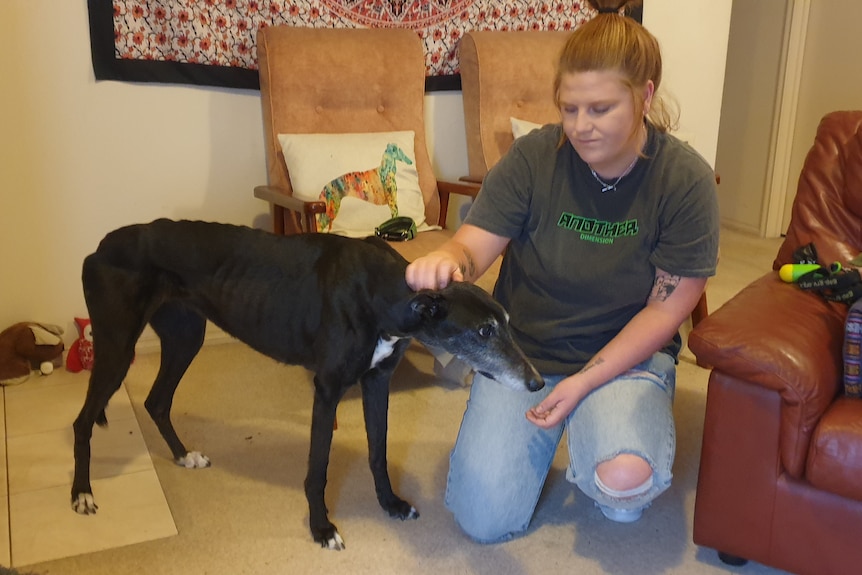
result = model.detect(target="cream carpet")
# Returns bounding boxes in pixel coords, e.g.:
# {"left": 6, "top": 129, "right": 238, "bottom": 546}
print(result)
{"left": 23, "top": 229, "right": 791, "bottom": 575}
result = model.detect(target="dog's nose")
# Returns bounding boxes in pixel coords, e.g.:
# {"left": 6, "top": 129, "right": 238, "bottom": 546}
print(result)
{"left": 528, "top": 373, "right": 545, "bottom": 392}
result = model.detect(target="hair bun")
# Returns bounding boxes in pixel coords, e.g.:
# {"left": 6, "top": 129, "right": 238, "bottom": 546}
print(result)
{"left": 589, "top": 0, "right": 628, "bottom": 14}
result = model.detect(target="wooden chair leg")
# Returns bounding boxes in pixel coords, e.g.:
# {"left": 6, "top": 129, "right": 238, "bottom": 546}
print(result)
{"left": 691, "top": 292, "right": 709, "bottom": 368}
{"left": 691, "top": 292, "right": 709, "bottom": 328}
{"left": 273, "top": 205, "right": 285, "bottom": 235}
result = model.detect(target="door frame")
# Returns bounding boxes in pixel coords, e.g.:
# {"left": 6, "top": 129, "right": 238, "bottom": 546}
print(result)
{"left": 761, "top": 0, "right": 810, "bottom": 237}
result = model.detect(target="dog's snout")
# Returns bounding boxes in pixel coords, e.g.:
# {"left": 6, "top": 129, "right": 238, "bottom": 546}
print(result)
{"left": 528, "top": 373, "right": 545, "bottom": 392}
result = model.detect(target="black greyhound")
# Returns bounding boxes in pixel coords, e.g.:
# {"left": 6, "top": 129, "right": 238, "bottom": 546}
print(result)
{"left": 71, "top": 219, "right": 543, "bottom": 550}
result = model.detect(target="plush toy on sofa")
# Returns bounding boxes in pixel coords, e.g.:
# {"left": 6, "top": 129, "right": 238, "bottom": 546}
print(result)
{"left": 66, "top": 317, "right": 94, "bottom": 373}
{"left": 0, "top": 322, "right": 65, "bottom": 386}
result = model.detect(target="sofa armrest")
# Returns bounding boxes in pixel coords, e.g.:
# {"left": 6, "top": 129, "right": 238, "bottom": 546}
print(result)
{"left": 689, "top": 272, "right": 847, "bottom": 477}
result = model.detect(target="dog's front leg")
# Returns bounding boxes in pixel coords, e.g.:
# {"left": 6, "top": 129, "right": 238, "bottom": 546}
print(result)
{"left": 71, "top": 412, "right": 97, "bottom": 514}
{"left": 305, "top": 378, "right": 345, "bottom": 550}
{"left": 360, "top": 346, "right": 419, "bottom": 522}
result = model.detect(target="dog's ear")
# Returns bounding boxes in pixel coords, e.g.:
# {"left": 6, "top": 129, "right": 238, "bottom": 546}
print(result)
{"left": 408, "top": 292, "right": 448, "bottom": 321}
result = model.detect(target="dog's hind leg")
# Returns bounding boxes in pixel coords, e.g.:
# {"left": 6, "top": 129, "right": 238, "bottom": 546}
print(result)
{"left": 72, "top": 284, "right": 144, "bottom": 514}
{"left": 146, "top": 302, "right": 210, "bottom": 469}
{"left": 305, "top": 374, "right": 350, "bottom": 550}
{"left": 359, "top": 340, "right": 419, "bottom": 521}
{"left": 71, "top": 347, "right": 137, "bottom": 514}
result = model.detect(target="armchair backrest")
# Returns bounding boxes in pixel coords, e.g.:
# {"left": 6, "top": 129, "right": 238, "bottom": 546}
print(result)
{"left": 256, "top": 26, "right": 440, "bottom": 227}
{"left": 775, "top": 111, "right": 862, "bottom": 268}
{"left": 459, "top": 31, "right": 570, "bottom": 179}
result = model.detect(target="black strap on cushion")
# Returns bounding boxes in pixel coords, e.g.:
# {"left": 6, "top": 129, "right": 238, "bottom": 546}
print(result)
{"left": 797, "top": 267, "right": 862, "bottom": 303}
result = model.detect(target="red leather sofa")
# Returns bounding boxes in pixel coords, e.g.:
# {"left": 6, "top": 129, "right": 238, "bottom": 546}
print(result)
{"left": 688, "top": 110, "right": 862, "bottom": 575}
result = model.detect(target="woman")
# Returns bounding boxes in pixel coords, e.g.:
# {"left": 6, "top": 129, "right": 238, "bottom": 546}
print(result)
{"left": 406, "top": 0, "right": 720, "bottom": 542}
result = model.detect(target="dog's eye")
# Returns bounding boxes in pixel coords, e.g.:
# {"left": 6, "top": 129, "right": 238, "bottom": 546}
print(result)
{"left": 478, "top": 324, "right": 494, "bottom": 339}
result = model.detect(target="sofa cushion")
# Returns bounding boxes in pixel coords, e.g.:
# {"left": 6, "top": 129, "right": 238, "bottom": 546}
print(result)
{"left": 806, "top": 397, "right": 862, "bottom": 502}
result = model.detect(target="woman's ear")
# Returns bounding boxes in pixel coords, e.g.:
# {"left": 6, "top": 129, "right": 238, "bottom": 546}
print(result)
{"left": 642, "top": 80, "right": 655, "bottom": 116}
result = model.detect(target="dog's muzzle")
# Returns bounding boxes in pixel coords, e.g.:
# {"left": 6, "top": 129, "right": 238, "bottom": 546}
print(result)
{"left": 477, "top": 370, "right": 544, "bottom": 392}
{"left": 527, "top": 373, "right": 545, "bottom": 392}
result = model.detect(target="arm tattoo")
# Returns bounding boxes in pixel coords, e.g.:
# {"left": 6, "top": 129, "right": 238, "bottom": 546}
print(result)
{"left": 651, "top": 274, "right": 681, "bottom": 302}
{"left": 459, "top": 250, "right": 477, "bottom": 280}
{"left": 580, "top": 356, "right": 604, "bottom": 374}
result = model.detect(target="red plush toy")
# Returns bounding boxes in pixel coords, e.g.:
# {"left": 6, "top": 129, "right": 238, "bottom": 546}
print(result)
{"left": 66, "top": 317, "right": 94, "bottom": 373}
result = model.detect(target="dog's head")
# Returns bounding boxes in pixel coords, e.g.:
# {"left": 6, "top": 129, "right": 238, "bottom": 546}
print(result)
{"left": 404, "top": 282, "right": 544, "bottom": 392}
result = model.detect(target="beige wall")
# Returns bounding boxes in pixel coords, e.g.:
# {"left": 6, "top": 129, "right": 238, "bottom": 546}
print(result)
{"left": 643, "top": 0, "right": 732, "bottom": 168}
{"left": 715, "top": 0, "right": 788, "bottom": 234}
{"left": 782, "top": 0, "right": 862, "bottom": 230}
{"left": 0, "top": 0, "right": 732, "bottom": 345}
{"left": 717, "top": 0, "right": 862, "bottom": 236}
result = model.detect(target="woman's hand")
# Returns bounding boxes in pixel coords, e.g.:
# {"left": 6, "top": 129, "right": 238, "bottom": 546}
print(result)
{"left": 405, "top": 249, "right": 463, "bottom": 290}
{"left": 405, "top": 224, "right": 510, "bottom": 291}
{"left": 526, "top": 376, "right": 587, "bottom": 429}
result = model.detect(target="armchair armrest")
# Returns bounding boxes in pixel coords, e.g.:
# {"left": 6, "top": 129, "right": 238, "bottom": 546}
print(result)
{"left": 254, "top": 185, "right": 327, "bottom": 234}
{"left": 436, "top": 178, "right": 481, "bottom": 228}
{"left": 689, "top": 272, "right": 847, "bottom": 477}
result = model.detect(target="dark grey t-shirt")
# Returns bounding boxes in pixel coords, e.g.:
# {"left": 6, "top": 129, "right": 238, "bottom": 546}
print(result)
{"left": 465, "top": 123, "right": 720, "bottom": 375}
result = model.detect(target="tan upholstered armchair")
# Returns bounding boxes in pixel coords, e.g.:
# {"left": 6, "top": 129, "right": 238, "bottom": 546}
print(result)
{"left": 459, "top": 30, "right": 570, "bottom": 182}
{"left": 253, "top": 26, "right": 483, "bottom": 268}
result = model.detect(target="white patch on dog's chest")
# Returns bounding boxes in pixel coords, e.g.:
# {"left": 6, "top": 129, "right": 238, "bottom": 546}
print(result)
{"left": 371, "top": 336, "right": 401, "bottom": 368}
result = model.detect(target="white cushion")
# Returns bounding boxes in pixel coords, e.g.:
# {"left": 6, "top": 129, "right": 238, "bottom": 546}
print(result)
{"left": 277, "top": 131, "right": 429, "bottom": 237}
{"left": 510, "top": 117, "right": 543, "bottom": 140}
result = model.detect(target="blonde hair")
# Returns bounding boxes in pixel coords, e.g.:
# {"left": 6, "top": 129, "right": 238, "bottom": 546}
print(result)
{"left": 554, "top": 0, "right": 678, "bottom": 137}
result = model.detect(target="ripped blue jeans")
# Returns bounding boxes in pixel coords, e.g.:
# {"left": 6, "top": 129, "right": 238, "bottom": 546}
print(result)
{"left": 444, "top": 352, "right": 676, "bottom": 543}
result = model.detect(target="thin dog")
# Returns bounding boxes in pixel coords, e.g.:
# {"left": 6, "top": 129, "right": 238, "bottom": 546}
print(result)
{"left": 71, "top": 219, "right": 543, "bottom": 550}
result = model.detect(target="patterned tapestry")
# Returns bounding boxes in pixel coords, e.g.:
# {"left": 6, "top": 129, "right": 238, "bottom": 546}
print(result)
{"left": 88, "top": 0, "right": 640, "bottom": 91}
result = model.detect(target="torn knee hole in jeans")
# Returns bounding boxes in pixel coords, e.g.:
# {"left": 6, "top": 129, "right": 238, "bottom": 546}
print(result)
{"left": 594, "top": 470, "right": 654, "bottom": 501}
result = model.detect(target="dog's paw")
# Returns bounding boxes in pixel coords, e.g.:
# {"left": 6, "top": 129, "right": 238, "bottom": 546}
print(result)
{"left": 313, "top": 527, "right": 345, "bottom": 551}
{"left": 176, "top": 451, "right": 211, "bottom": 469}
{"left": 386, "top": 500, "right": 420, "bottom": 521}
{"left": 71, "top": 492, "right": 98, "bottom": 515}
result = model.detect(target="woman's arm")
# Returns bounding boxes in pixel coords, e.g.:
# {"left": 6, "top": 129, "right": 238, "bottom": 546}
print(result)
{"left": 526, "top": 268, "right": 707, "bottom": 428}
{"left": 405, "top": 223, "right": 510, "bottom": 290}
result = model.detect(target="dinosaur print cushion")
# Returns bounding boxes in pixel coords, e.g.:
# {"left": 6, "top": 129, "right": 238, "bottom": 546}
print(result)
{"left": 277, "top": 131, "right": 428, "bottom": 237}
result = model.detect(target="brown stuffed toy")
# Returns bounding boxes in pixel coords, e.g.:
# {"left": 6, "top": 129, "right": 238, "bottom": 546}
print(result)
{"left": 0, "top": 322, "right": 65, "bottom": 386}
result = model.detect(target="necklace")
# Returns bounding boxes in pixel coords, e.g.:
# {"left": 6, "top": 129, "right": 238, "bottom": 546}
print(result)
{"left": 588, "top": 155, "right": 639, "bottom": 193}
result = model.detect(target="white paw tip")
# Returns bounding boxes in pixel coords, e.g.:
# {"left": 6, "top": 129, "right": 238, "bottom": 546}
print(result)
{"left": 72, "top": 493, "right": 97, "bottom": 515}
{"left": 326, "top": 532, "right": 345, "bottom": 551}
{"left": 177, "top": 451, "right": 211, "bottom": 468}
